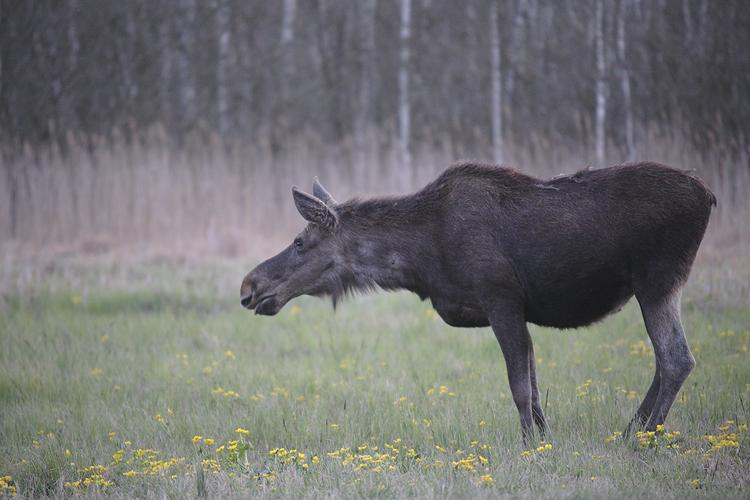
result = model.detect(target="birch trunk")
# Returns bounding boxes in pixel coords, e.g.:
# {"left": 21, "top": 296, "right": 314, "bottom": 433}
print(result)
{"left": 273, "top": 0, "right": 296, "bottom": 153}
{"left": 280, "top": 0, "right": 296, "bottom": 105}
{"left": 595, "top": 0, "right": 607, "bottom": 165}
{"left": 215, "top": 0, "right": 231, "bottom": 138}
{"left": 489, "top": 0, "right": 503, "bottom": 164}
{"left": 355, "top": 0, "right": 377, "bottom": 189}
{"left": 505, "top": 0, "right": 526, "bottom": 129}
{"left": 618, "top": 0, "right": 635, "bottom": 161}
{"left": 398, "top": 0, "right": 413, "bottom": 183}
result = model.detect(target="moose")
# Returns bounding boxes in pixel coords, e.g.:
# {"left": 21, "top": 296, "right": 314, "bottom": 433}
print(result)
{"left": 240, "top": 161, "right": 715, "bottom": 443}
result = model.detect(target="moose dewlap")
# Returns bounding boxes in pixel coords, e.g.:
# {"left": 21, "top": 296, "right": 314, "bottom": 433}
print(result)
{"left": 240, "top": 161, "right": 716, "bottom": 444}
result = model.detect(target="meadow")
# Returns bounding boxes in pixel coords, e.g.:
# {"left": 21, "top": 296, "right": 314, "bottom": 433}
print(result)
{"left": 0, "top": 255, "right": 748, "bottom": 499}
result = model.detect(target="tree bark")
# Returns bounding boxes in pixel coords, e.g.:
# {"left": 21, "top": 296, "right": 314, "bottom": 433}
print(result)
{"left": 618, "top": 0, "right": 635, "bottom": 161}
{"left": 215, "top": 0, "right": 231, "bottom": 139}
{"left": 177, "top": 0, "right": 196, "bottom": 138}
{"left": 398, "top": 0, "right": 413, "bottom": 183}
{"left": 355, "top": 0, "right": 378, "bottom": 189}
{"left": 595, "top": 0, "right": 607, "bottom": 165}
{"left": 490, "top": 0, "right": 503, "bottom": 164}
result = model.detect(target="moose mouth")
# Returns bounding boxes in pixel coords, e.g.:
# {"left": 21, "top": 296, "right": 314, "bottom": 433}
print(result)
{"left": 254, "top": 294, "right": 280, "bottom": 316}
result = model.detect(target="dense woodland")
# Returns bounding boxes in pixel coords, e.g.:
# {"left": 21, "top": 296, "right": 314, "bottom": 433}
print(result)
{"left": 2, "top": 0, "right": 748, "bottom": 162}
{"left": 1, "top": 0, "right": 748, "bottom": 249}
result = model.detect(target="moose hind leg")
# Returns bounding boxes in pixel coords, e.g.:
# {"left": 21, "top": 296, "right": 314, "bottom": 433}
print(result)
{"left": 489, "top": 305, "right": 535, "bottom": 445}
{"left": 528, "top": 336, "right": 548, "bottom": 437}
{"left": 637, "top": 289, "right": 695, "bottom": 431}
{"left": 624, "top": 360, "right": 660, "bottom": 437}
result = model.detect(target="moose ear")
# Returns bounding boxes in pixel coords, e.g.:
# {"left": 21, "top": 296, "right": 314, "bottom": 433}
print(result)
{"left": 292, "top": 187, "right": 338, "bottom": 229}
{"left": 312, "top": 177, "right": 337, "bottom": 206}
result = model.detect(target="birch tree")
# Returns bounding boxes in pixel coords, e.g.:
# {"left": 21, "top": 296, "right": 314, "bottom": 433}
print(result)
{"left": 215, "top": 0, "right": 231, "bottom": 138}
{"left": 618, "top": 0, "right": 635, "bottom": 161}
{"left": 595, "top": 0, "right": 607, "bottom": 165}
{"left": 399, "top": 0, "right": 413, "bottom": 181}
{"left": 273, "top": 0, "right": 296, "bottom": 153}
{"left": 355, "top": 0, "right": 378, "bottom": 187}
{"left": 489, "top": 0, "right": 504, "bottom": 164}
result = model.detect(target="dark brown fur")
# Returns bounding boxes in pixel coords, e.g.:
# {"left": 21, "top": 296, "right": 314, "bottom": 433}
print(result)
{"left": 241, "top": 162, "right": 715, "bottom": 443}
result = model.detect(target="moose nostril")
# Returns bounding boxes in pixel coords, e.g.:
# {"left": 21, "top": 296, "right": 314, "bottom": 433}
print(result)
{"left": 240, "top": 293, "right": 253, "bottom": 308}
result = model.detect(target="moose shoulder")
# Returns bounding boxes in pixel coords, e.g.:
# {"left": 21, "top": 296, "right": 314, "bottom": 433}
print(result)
{"left": 241, "top": 162, "right": 716, "bottom": 443}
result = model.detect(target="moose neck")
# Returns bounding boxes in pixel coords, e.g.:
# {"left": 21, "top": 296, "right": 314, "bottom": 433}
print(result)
{"left": 339, "top": 197, "right": 438, "bottom": 299}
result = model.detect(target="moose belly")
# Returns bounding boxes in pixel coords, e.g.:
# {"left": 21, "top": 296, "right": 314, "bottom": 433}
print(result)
{"left": 430, "top": 298, "right": 490, "bottom": 328}
{"left": 523, "top": 271, "right": 633, "bottom": 329}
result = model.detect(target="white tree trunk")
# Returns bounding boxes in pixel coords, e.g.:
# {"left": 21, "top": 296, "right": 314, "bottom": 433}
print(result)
{"left": 505, "top": 0, "right": 526, "bottom": 117}
{"left": 489, "top": 0, "right": 503, "bottom": 164}
{"left": 215, "top": 0, "right": 231, "bottom": 137}
{"left": 595, "top": 0, "right": 607, "bottom": 165}
{"left": 399, "top": 0, "right": 413, "bottom": 181}
{"left": 355, "top": 0, "right": 378, "bottom": 188}
{"left": 618, "top": 0, "right": 635, "bottom": 161}
{"left": 280, "top": 0, "right": 296, "bottom": 95}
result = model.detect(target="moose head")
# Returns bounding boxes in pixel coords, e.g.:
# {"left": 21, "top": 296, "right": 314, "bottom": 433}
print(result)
{"left": 240, "top": 178, "right": 345, "bottom": 315}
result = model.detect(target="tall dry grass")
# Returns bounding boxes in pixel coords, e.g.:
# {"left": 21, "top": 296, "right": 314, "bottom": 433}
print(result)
{"left": 1, "top": 129, "right": 748, "bottom": 260}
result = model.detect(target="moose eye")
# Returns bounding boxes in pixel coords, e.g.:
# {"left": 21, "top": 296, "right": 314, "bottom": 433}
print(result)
{"left": 294, "top": 238, "right": 304, "bottom": 250}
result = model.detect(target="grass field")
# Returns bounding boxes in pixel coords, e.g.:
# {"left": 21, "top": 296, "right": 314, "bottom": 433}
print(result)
{"left": 0, "top": 257, "right": 748, "bottom": 498}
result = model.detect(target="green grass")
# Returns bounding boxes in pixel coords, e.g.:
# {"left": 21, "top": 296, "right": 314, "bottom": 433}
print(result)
{"left": 0, "top": 261, "right": 748, "bottom": 498}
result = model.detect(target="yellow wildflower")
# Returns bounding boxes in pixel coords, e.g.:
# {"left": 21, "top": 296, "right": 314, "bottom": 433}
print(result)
{"left": 192, "top": 435, "right": 202, "bottom": 444}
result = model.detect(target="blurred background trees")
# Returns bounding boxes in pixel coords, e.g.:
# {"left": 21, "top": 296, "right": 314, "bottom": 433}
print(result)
{"left": 0, "top": 0, "right": 748, "bottom": 254}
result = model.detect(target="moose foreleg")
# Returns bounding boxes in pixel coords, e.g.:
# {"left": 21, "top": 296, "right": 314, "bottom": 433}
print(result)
{"left": 528, "top": 336, "right": 548, "bottom": 437}
{"left": 489, "top": 305, "right": 535, "bottom": 446}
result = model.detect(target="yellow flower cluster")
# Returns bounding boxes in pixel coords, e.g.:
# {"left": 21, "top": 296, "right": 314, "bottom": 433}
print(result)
{"left": 64, "top": 465, "right": 113, "bottom": 491}
{"left": 636, "top": 424, "right": 681, "bottom": 449}
{"left": 269, "top": 448, "right": 315, "bottom": 470}
{"left": 211, "top": 387, "right": 240, "bottom": 398}
{"left": 271, "top": 386, "right": 290, "bottom": 398}
{"left": 0, "top": 475, "right": 17, "bottom": 497}
{"left": 451, "top": 452, "right": 489, "bottom": 472}
{"left": 426, "top": 385, "right": 457, "bottom": 397}
{"left": 327, "top": 440, "right": 403, "bottom": 473}
{"left": 576, "top": 379, "right": 593, "bottom": 398}
{"left": 480, "top": 474, "right": 495, "bottom": 486}
{"left": 520, "top": 441, "right": 553, "bottom": 458}
{"left": 605, "top": 431, "right": 623, "bottom": 443}
{"left": 113, "top": 446, "right": 186, "bottom": 478}
{"left": 705, "top": 420, "right": 744, "bottom": 452}
{"left": 201, "top": 459, "right": 221, "bottom": 473}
